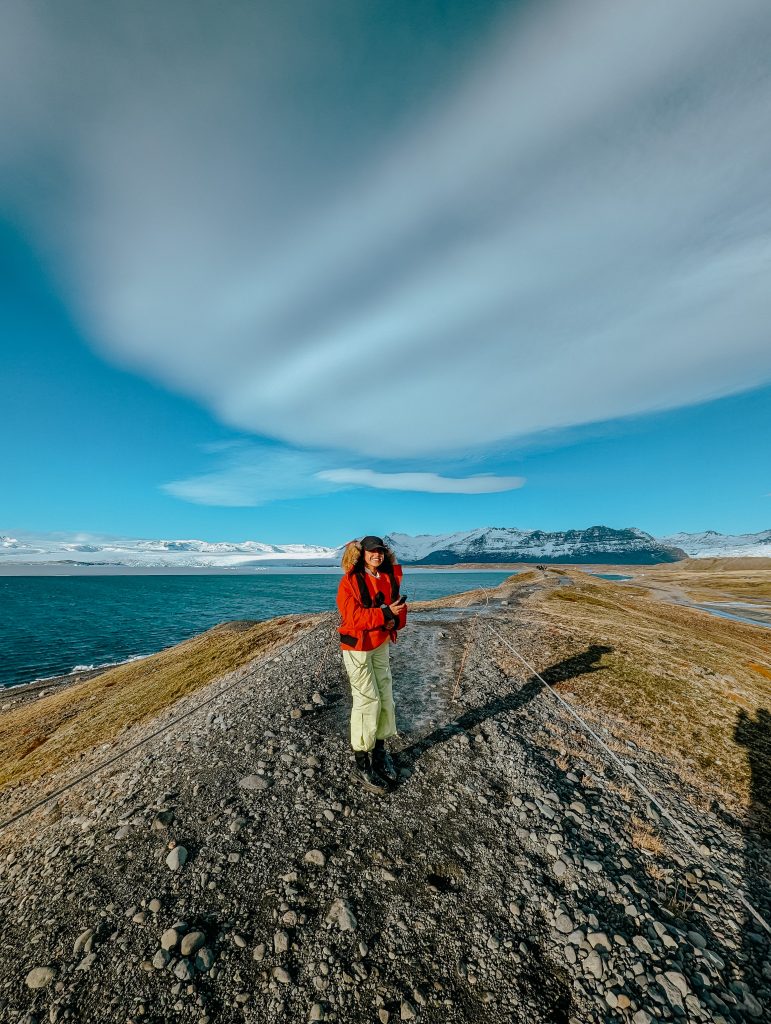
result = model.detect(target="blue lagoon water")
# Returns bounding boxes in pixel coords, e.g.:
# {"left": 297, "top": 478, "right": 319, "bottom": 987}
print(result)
{"left": 0, "top": 571, "right": 513, "bottom": 689}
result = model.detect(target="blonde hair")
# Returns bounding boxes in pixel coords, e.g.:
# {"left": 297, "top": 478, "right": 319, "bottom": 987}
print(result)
{"left": 341, "top": 539, "right": 398, "bottom": 574}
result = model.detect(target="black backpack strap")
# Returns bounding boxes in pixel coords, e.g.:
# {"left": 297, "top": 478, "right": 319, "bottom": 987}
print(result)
{"left": 353, "top": 571, "right": 373, "bottom": 608}
{"left": 384, "top": 564, "right": 400, "bottom": 601}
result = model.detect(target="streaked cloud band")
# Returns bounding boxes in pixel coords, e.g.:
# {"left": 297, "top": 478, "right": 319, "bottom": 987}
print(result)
{"left": 3, "top": 0, "right": 770, "bottom": 462}
{"left": 316, "top": 469, "right": 525, "bottom": 494}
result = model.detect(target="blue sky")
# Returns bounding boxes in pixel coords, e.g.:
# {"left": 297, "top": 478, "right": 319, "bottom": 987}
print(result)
{"left": 2, "top": 1, "right": 770, "bottom": 547}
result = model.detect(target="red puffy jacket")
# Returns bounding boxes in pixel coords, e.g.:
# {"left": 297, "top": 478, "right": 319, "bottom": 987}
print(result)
{"left": 337, "top": 563, "right": 408, "bottom": 651}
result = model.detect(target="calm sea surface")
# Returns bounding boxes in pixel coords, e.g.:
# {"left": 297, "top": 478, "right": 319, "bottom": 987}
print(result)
{"left": 0, "top": 571, "right": 513, "bottom": 689}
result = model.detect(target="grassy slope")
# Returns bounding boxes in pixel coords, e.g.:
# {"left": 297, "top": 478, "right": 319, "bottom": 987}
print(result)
{"left": 0, "top": 616, "right": 316, "bottom": 794}
{"left": 524, "top": 572, "right": 771, "bottom": 817}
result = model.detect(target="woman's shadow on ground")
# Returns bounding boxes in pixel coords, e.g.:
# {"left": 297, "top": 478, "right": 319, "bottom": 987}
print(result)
{"left": 397, "top": 643, "right": 612, "bottom": 767}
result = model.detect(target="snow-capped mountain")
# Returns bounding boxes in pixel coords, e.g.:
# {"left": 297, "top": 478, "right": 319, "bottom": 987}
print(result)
{"left": 386, "top": 526, "right": 686, "bottom": 565}
{"left": 0, "top": 533, "right": 339, "bottom": 567}
{"left": 1, "top": 527, "right": 768, "bottom": 569}
{"left": 658, "top": 530, "right": 771, "bottom": 558}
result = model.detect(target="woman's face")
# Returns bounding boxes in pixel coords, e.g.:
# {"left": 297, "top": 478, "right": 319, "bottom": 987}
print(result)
{"left": 363, "top": 548, "right": 385, "bottom": 571}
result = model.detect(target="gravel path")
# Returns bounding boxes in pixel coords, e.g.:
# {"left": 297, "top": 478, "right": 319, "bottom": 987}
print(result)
{"left": 0, "top": 581, "right": 768, "bottom": 1023}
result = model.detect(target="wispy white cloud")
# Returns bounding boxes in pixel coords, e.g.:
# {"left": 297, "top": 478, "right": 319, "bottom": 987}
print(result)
{"left": 161, "top": 446, "right": 335, "bottom": 507}
{"left": 3, "top": 0, "right": 771, "bottom": 461}
{"left": 316, "top": 469, "right": 525, "bottom": 494}
{"left": 161, "top": 443, "right": 524, "bottom": 506}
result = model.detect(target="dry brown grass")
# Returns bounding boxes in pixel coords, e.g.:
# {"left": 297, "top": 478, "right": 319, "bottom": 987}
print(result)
{"left": 633, "top": 561, "right": 771, "bottom": 603}
{"left": 630, "top": 816, "right": 666, "bottom": 856}
{"left": 530, "top": 571, "right": 771, "bottom": 812}
{"left": 0, "top": 615, "right": 314, "bottom": 794}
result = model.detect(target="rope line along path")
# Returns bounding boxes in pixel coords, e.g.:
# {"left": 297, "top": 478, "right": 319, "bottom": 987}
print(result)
{"left": 0, "top": 612, "right": 338, "bottom": 835}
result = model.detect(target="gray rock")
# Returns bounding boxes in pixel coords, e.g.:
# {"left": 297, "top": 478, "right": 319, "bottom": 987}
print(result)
{"left": 73, "top": 928, "right": 95, "bottom": 955}
{"left": 253, "top": 943, "right": 266, "bottom": 961}
{"left": 152, "top": 949, "right": 171, "bottom": 969}
{"left": 166, "top": 846, "right": 188, "bottom": 871}
{"left": 75, "top": 954, "right": 96, "bottom": 972}
{"left": 174, "top": 958, "right": 195, "bottom": 981}
{"left": 273, "top": 966, "right": 292, "bottom": 984}
{"left": 555, "top": 913, "right": 574, "bottom": 934}
{"left": 632, "top": 934, "right": 654, "bottom": 956}
{"left": 310, "top": 1003, "right": 325, "bottom": 1021}
{"left": 584, "top": 951, "right": 603, "bottom": 980}
{"left": 180, "top": 931, "right": 206, "bottom": 957}
{"left": 161, "top": 928, "right": 181, "bottom": 951}
{"left": 195, "top": 947, "right": 215, "bottom": 972}
{"left": 325, "top": 898, "right": 357, "bottom": 932}
{"left": 274, "top": 930, "right": 290, "bottom": 954}
{"left": 686, "top": 929, "right": 707, "bottom": 949}
{"left": 400, "top": 1000, "right": 416, "bottom": 1020}
{"left": 304, "top": 849, "right": 327, "bottom": 867}
{"left": 742, "top": 992, "right": 764, "bottom": 1018}
{"left": 239, "top": 774, "right": 269, "bottom": 792}
{"left": 25, "top": 967, "right": 55, "bottom": 989}
{"left": 664, "top": 970, "right": 689, "bottom": 997}
{"left": 655, "top": 974, "right": 684, "bottom": 1012}
{"left": 148, "top": 899, "right": 162, "bottom": 914}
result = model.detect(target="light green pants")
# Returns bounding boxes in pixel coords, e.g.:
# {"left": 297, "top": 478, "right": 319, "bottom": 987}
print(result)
{"left": 342, "top": 638, "right": 398, "bottom": 752}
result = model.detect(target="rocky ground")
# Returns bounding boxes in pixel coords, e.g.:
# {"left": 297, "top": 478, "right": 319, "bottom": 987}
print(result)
{"left": 0, "top": 575, "right": 768, "bottom": 1023}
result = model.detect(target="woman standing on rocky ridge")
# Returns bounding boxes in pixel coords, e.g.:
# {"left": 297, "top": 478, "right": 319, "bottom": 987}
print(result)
{"left": 337, "top": 536, "right": 408, "bottom": 793}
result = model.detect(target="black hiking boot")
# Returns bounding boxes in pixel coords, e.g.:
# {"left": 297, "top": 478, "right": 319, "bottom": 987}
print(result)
{"left": 351, "top": 751, "right": 391, "bottom": 794}
{"left": 372, "top": 739, "right": 399, "bottom": 783}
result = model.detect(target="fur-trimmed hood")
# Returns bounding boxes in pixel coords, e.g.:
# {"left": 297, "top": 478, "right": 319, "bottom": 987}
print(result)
{"left": 341, "top": 538, "right": 399, "bottom": 575}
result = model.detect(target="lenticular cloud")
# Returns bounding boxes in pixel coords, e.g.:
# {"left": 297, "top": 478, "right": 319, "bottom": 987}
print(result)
{"left": 3, "top": 0, "right": 771, "bottom": 458}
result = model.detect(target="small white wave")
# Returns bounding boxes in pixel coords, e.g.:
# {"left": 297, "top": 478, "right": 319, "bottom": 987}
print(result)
{"left": 8, "top": 652, "right": 151, "bottom": 690}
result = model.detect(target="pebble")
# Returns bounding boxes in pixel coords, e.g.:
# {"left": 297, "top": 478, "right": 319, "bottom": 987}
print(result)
{"left": 325, "top": 898, "right": 357, "bottom": 931}
{"left": 304, "top": 849, "right": 327, "bottom": 867}
{"left": 180, "top": 931, "right": 206, "bottom": 957}
{"left": 555, "top": 913, "right": 574, "bottom": 934}
{"left": 152, "top": 950, "right": 170, "bottom": 969}
{"left": 161, "top": 928, "right": 181, "bottom": 951}
{"left": 195, "top": 947, "right": 215, "bottom": 972}
{"left": 25, "top": 966, "right": 55, "bottom": 989}
{"left": 73, "top": 928, "right": 95, "bottom": 954}
{"left": 584, "top": 951, "right": 603, "bottom": 979}
{"left": 75, "top": 953, "right": 96, "bottom": 972}
{"left": 239, "top": 774, "right": 269, "bottom": 792}
{"left": 273, "top": 966, "right": 292, "bottom": 984}
{"left": 174, "top": 959, "right": 195, "bottom": 981}
{"left": 165, "top": 846, "right": 188, "bottom": 871}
